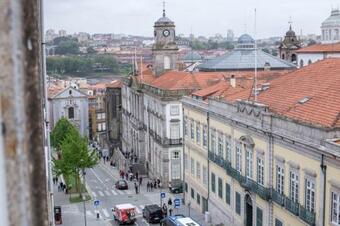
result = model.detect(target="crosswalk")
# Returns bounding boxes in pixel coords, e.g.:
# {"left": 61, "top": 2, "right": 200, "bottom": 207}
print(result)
{"left": 92, "top": 188, "right": 134, "bottom": 198}
{"left": 86, "top": 205, "right": 145, "bottom": 219}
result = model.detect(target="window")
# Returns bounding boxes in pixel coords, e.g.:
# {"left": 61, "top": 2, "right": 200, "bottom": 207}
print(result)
{"left": 308, "top": 59, "right": 312, "bottom": 65}
{"left": 225, "top": 136, "right": 231, "bottom": 162}
{"left": 289, "top": 171, "right": 299, "bottom": 203}
{"left": 235, "top": 192, "right": 241, "bottom": 215}
{"left": 172, "top": 151, "right": 179, "bottom": 159}
{"left": 97, "top": 113, "right": 101, "bottom": 120}
{"left": 275, "top": 219, "right": 283, "bottom": 226}
{"left": 245, "top": 146, "right": 253, "bottom": 178}
{"left": 185, "top": 182, "right": 188, "bottom": 192}
{"left": 191, "top": 188, "right": 195, "bottom": 199}
{"left": 164, "top": 56, "right": 171, "bottom": 70}
{"left": 236, "top": 143, "right": 242, "bottom": 172}
{"left": 97, "top": 123, "right": 102, "bottom": 131}
{"left": 101, "top": 113, "right": 106, "bottom": 119}
{"left": 170, "top": 105, "right": 179, "bottom": 115}
{"left": 225, "top": 183, "right": 231, "bottom": 205}
{"left": 203, "top": 166, "right": 208, "bottom": 186}
{"left": 170, "top": 122, "right": 180, "bottom": 139}
{"left": 68, "top": 107, "right": 74, "bottom": 119}
{"left": 191, "top": 158, "right": 195, "bottom": 176}
{"left": 203, "top": 125, "right": 207, "bottom": 148}
{"left": 196, "top": 162, "right": 201, "bottom": 179}
{"left": 190, "top": 120, "right": 194, "bottom": 140}
{"left": 184, "top": 153, "right": 188, "bottom": 170}
{"left": 211, "top": 173, "right": 216, "bottom": 193}
{"left": 218, "top": 133, "right": 223, "bottom": 157}
{"left": 102, "top": 123, "right": 106, "bottom": 131}
{"left": 196, "top": 123, "right": 201, "bottom": 144}
{"left": 257, "top": 157, "right": 264, "bottom": 185}
{"left": 211, "top": 131, "right": 216, "bottom": 154}
{"left": 218, "top": 177, "right": 223, "bottom": 199}
{"left": 305, "top": 178, "right": 315, "bottom": 212}
{"left": 256, "top": 207, "right": 263, "bottom": 226}
{"left": 300, "top": 59, "right": 304, "bottom": 68}
{"left": 171, "top": 161, "right": 181, "bottom": 179}
{"left": 197, "top": 193, "right": 201, "bottom": 205}
{"left": 276, "top": 165, "right": 285, "bottom": 194}
{"left": 331, "top": 191, "right": 340, "bottom": 224}
{"left": 184, "top": 117, "right": 188, "bottom": 136}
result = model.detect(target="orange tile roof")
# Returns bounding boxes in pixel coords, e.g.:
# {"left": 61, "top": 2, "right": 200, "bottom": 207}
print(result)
{"left": 106, "top": 80, "right": 122, "bottom": 88}
{"left": 209, "top": 58, "right": 340, "bottom": 128}
{"left": 296, "top": 42, "right": 340, "bottom": 53}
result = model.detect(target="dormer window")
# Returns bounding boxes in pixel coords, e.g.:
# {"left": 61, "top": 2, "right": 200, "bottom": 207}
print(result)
{"left": 69, "top": 90, "right": 72, "bottom": 95}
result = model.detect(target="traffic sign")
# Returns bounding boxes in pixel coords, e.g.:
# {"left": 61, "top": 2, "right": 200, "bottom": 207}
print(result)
{"left": 174, "top": 198, "right": 181, "bottom": 208}
{"left": 94, "top": 200, "right": 100, "bottom": 206}
{"left": 160, "top": 192, "right": 166, "bottom": 199}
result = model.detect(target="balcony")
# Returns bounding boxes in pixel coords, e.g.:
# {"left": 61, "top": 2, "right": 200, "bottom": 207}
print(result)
{"left": 271, "top": 188, "right": 316, "bottom": 226}
{"left": 164, "top": 138, "right": 183, "bottom": 145}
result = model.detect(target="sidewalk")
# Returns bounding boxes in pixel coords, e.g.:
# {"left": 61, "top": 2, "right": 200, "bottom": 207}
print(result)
{"left": 99, "top": 160, "right": 211, "bottom": 226}
{"left": 53, "top": 180, "right": 109, "bottom": 226}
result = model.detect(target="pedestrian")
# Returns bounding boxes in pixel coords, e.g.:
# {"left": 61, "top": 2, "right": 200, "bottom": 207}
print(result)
{"left": 134, "top": 182, "right": 138, "bottom": 194}
{"left": 57, "top": 184, "right": 61, "bottom": 192}
{"left": 168, "top": 198, "right": 172, "bottom": 206}
{"left": 169, "top": 208, "right": 173, "bottom": 216}
{"left": 157, "top": 178, "right": 160, "bottom": 188}
{"left": 125, "top": 172, "right": 128, "bottom": 180}
{"left": 154, "top": 180, "right": 157, "bottom": 189}
{"left": 162, "top": 203, "right": 168, "bottom": 217}
{"left": 146, "top": 181, "right": 150, "bottom": 192}
{"left": 150, "top": 182, "right": 153, "bottom": 191}
{"left": 139, "top": 177, "right": 142, "bottom": 186}
{"left": 136, "top": 172, "right": 139, "bottom": 180}
{"left": 56, "top": 177, "right": 58, "bottom": 184}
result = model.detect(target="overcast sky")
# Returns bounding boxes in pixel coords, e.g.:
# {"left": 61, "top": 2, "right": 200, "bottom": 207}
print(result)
{"left": 45, "top": 0, "right": 339, "bottom": 38}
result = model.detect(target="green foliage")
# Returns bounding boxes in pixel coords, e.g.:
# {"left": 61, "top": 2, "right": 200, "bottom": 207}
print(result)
{"left": 86, "top": 46, "right": 97, "bottom": 54}
{"left": 46, "top": 55, "right": 125, "bottom": 75}
{"left": 190, "top": 39, "right": 234, "bottom": 50}
{"left": 52, "top": 118, "right": 99, "bottom": 196}
{"left": 55, "top": 40, "right": 80, "bottom": 55}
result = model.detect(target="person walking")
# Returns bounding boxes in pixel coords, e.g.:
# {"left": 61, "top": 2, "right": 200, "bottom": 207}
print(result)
{"left": 168, "top": 198, "right": 172, "bottom": 206}
{"left": 139, "top": 177, "right": 142, "bottom": 186}
{"left": 146, "top": 181, "right": 150, "bottom": 192}
{"left": 169, "top": 208, "right": 173, "bottom": 216}
{"left": 162, "top": 203, "right": 168, "bottom": 217}
{"left": 134, "top": 182, "right": 138, "bottom": 194}
{"left": 150, "top": 182, "right": 153, "bottom": 191}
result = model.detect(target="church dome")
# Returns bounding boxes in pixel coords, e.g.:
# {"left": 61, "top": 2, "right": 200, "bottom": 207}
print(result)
{"left": 286, "top": 25, "right": 296, "bottom": 36}
{"left": 322, "top": 9, "right": 340, "bottom": 27}
{"left": 238, "top": 34, "right": 255, "bottom": 44}
{"left": 154, "top": 8, "right": 174, "bottom": 26}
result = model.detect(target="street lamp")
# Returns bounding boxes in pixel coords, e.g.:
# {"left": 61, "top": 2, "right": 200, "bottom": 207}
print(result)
{"left": 82, "top": 169, "right": 87, "bottom": 226}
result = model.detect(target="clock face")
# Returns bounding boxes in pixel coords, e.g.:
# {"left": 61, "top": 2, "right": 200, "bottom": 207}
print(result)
{"left": 163, "top": 29, "right": 170, "bottom": 37}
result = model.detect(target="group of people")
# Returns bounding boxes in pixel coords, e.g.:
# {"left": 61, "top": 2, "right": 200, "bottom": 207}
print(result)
{"left": 123, "top": 151, "right": 138, "bottom": 164}
{"left": 146, "top": 179, "right": 161, "bottom": 192}
{"left": 162, "top": 198, "right": 174, "bottom": 217}
{"left": 57, "top": 181, "right": 68, "bottom": 193}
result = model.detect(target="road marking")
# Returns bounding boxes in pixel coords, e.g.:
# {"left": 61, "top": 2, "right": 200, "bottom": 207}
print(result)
{"left": 102, "top": 208, "right": 110, "bottom": 217}
{"left": 86, "top": 210, "right": 93, "bottom": 216}
{"left": 105, "top": 190, "right": 111, "bottom": 196}
{"left": 92, "top": 191, "right": 97, "bottom": 197}
{"left": 90, "top": 168, "right": 104, "bottom": 184}
{"left": 111, "top": 189, "right": 117, "bottom": 195}
{"left": 98, "top": 190, "right": 104, "bottom": 197}
{"left": 116, "top": 189, "right": 124, "bottom": 195}
{"left": 136, "top": 207, "right": 141, "bottom": 214}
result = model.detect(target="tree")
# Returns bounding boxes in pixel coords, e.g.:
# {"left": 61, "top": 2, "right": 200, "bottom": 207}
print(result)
{"left": 86, "top": 46, "right": 97, "bottom": 54}
{"left": 55, "top": 40, "right": 80, "bottom": 55}
{"left": 50, "top": 117, "right": 75, "bottom": 150}
{"left": 52, "top": 118, "right": 98, "bottom": 197}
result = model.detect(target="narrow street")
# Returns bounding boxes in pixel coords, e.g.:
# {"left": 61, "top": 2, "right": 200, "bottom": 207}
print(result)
{"left": 54, "top": 160, "right": 205, "bottom": 226}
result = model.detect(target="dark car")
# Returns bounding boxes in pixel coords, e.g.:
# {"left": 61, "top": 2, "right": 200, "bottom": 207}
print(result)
{"left": 169, "top": 184, "right": 183, "bottom": 194}
{"left": 115, "top": 180, "right": 128, "bottom": 190}
{"left": 142, "top": 204, "right": 164, "bottom": 223}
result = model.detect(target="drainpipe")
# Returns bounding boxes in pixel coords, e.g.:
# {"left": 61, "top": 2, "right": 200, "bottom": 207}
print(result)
{"left": 182, "top": 107, "right": 186, "bottom": 204}
{"left": 207, "top": 112, "right": 210, "bottom": 207}
{"left": 321, "top": 154, "right": 327, "bottom": 226}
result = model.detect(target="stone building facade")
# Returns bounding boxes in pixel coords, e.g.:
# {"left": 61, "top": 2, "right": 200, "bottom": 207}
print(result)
{"left": 278, "top": 25, "right": 301, "bottom": 64}
{"left": 49, "top": 87, "right": 89, "bottom": 137}
{"left": 182, "top": 59, "right": 340, "bottom": 226}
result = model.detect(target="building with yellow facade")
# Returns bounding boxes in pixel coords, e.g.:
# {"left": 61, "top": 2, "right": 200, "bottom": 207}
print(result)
{"left": 182, "top": 58, "right": 340, "bottom": 226}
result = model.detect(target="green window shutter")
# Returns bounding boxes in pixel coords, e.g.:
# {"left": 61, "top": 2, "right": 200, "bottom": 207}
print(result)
{"left": 275, "top": 219, "right": 283, "bottom": 226}
{"left": 211, "top": 173, "right": 216, "bottom": 193}
{"left": 256, "top": 207, "right": 263, "bottom": 226}
{"left": 236, "top": 192, "right": 241, "bottom": 215}
{"left": 218, "top": 178, "right": 223, "bottom": 198}
{"left": 225, "top": 183, "right": 231, "bottom": 205}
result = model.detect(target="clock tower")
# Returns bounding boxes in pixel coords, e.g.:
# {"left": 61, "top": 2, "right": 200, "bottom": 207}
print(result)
{"left": 152, "top": 4, "right": 178, "bottom": 76}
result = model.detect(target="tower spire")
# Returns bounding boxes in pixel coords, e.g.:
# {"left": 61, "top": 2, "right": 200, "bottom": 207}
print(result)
{"left": 288, "top": 16, "right": 293, "bottom": 30}
{"left": 162, "top": 1, "right": 166, "bottom": 17}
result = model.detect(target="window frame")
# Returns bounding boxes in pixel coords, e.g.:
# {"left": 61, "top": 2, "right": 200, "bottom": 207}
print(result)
{"left": 305, "top": 177, "right": 315, "bottom": 213}
{"left": 276, "top": 164, "right": 285, "bottom": 194}
{"left": 257, "top": 155, "right": 265, "bottom": 186}
{"left": 170, "top": 105, "right": 179, "bottom": 116}
{"left": 235, "top": 192, "right": 241, "bottom": 215}
{"left": 211, "top": 172, "right": 216, "bottom": 193}
{"left": 218, "top": 177, "right": 223, "bottom": 199}
{"left": 289, "top": 169, "right": 299, "bottom": 203}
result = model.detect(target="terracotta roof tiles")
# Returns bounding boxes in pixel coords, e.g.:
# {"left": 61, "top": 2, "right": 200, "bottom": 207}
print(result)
{"left": 296, "top": 42, "right": 340, "bottom": 53}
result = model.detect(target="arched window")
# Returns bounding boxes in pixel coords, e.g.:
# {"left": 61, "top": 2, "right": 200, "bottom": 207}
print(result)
{"left": 291, "top": 54, "right": 297, "bottom": 62}
{"left": 68, "top": 107, "right": 74, "bottom": 119}
{"left": 300, "top": 59, "right": 304, "bottom": 68}
{"left": 281, "top": 53, "right": 285, "bottom": 60}
{"left": 164, "top": 56, "right": 171, "bottom": 70}
{"left": 308, "top": 59, "right": 312, "bottom": 65}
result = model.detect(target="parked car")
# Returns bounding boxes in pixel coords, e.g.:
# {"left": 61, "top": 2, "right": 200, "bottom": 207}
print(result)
{"left": 169, "top": 184, "right": 183, "bottom": 194}
{"left": 115, "top": 180, "right": 128, "bottom": 190}
{"left": 113, "top": 203, "right": 136, "bottom": 225}
{"left": 142, "top": 204, "right": 164, "bottom": 223}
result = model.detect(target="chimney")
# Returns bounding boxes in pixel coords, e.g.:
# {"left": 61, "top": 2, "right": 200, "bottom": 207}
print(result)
{"left": 230, "top": 75, "right": 236, "bottom": 88}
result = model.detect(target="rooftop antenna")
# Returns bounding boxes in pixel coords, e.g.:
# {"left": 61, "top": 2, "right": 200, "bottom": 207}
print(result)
{"left": 254, "top": 8, "right": 258, "bottom": 102}
{"left": 163, "top": 1, "right": 166, "bottom": 17}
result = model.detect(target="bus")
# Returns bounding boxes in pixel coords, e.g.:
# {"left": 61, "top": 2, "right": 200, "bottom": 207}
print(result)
{"left": 160, "top": 215, "right": 201, "bottom": 226}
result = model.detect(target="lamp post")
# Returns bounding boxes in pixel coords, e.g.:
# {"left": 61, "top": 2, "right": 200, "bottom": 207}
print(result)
{"left": 82, "top": 169, "right": 87, "bottom": 226}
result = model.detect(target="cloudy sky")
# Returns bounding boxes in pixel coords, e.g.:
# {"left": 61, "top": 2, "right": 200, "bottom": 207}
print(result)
{"left": 45, "top": 0, "right": 339, "bottom": 38}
